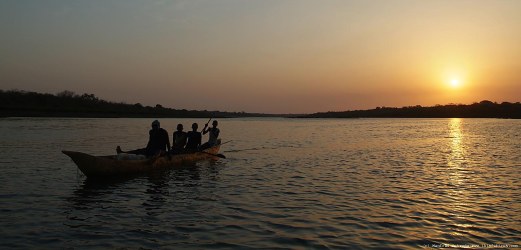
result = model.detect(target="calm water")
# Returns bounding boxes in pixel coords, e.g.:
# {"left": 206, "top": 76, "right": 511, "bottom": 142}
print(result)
{"left": 1, "top": 117, "right": 520, "bottom": 249}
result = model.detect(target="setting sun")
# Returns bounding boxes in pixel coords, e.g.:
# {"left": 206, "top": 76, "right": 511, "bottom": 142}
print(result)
{"left": 441, "top": 67, "right": 467, "bottom": 92}
{"left": 450, "top": 79, "right": 461, "bottom": 88}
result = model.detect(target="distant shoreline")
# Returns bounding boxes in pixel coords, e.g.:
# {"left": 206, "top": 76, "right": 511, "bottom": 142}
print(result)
{"left": 0, "top": 89, "right": 282, "bottom": 118}
{"left": 0, "top": 110, "right": 266, "bottom": 119}
{"left": 299, "top": 100, "right": 521, "bottom": 119}
{"left": 2, "top": 90, "right": 520, "bottom": 119}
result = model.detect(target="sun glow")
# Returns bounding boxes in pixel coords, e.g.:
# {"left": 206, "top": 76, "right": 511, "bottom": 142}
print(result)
{"left": 450, "top": 79, "right": 461, "bottom": 88}
{"left": 442, "top": 69, "right": 467, "bottom": 89}
{"left": 440, "top": 67, "right": 468, "bottom": 90}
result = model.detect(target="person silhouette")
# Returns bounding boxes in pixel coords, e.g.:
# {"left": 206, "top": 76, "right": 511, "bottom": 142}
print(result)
{"left": 172, "top": 123, "right": 187, "bottom": 153}
{"left": 116, "top": 120, "right": 170, "bottom": 157}
{"left": 185, "top": 123, "right": 202, "bottom": 152}
{"left": 201, "top": 120, "right": 220, "bottom": 150}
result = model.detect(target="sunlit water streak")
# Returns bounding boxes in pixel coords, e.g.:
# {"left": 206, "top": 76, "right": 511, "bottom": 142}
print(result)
{"left": 0, "top": 117, "right": 520, "bottom": 249}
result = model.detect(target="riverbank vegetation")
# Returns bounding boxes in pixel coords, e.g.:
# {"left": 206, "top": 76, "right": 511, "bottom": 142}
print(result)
{"left": 302, "top": 101, "right": 521, "bottom": 119}
{"left": 0, "top": 89, "right": 275, "bottom": 118}
{"left": 2, "top": 89, "right": 520, "bottom": 118}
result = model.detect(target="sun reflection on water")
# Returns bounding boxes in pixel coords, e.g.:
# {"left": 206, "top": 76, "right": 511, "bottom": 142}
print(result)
{"left": 446, "top": 118, "right": 475, "bottom": 238}
{"left": 448, "top": 118, "right": 465, "bottom": 168}
{"left": 447, "top": 118, "right": 469, "bottom": 189}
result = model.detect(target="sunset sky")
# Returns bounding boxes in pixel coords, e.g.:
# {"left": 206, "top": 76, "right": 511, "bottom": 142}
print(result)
{"left": 1, "top": 0, "right": 520, "bottom": 114}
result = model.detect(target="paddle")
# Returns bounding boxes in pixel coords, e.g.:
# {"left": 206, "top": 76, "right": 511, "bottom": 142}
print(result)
{"left": 220, "top": 140, "right": 232, "bottom": 145}
{"left": 200, "top": 151, "right": 226, "bottom": 159}
{"left": 205, "top": 117, "right": 212, "bottom": 127}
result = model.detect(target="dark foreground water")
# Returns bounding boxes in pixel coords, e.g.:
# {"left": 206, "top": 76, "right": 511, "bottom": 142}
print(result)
{"left": 1, "top": 117, "right": 520, "bottom": 249}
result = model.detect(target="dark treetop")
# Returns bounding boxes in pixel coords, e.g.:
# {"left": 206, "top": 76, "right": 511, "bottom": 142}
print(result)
{"left": 0, "top": 89, "right": 277, "bottom": 118}
{"left": 300, "top": 100, "right": 521, "bottom": 119}
{"left": 2, "top": 90, "right": 519, "bottom": 118}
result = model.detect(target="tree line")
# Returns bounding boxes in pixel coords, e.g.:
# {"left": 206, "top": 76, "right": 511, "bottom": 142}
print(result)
{"left": 3, "top": 89, "right": 520, "bottom": 118}
{"left": 302, "top": 100, "right": 521, "bottom": 119}
{"left": 0, "top": 89, "right": 274, "bottom": 118}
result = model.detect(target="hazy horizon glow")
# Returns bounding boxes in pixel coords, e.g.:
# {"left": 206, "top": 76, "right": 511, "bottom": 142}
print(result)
{"left": 1, "top": 0, "right": 520, "bottom": 113}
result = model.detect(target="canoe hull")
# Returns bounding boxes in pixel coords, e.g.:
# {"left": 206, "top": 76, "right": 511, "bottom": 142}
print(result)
{"left": 63, "top": 144, "right": 221, "bottom": 178}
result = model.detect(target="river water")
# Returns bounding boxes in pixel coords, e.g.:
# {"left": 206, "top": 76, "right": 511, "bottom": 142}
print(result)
{"left": 0, "top": 117, "right": 520, "bottom": 249}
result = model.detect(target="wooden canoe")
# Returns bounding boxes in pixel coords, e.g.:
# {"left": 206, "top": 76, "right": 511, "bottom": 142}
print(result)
{"left": 63, "top": 141, "right": 222, "bottom": 178}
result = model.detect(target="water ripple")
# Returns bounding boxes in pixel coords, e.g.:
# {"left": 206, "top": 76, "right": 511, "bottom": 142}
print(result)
{"left": 1, "top": 118, "right": 520, "bottom": 249}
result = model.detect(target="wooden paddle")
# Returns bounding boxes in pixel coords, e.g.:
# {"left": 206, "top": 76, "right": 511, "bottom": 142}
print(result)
{"left": 201, "top": 151, "right": 226, "bottom": 159}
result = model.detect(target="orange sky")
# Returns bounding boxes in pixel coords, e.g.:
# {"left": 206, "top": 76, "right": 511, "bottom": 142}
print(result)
{"left": 1, "top": 0, "right": 520, "bottom": 113}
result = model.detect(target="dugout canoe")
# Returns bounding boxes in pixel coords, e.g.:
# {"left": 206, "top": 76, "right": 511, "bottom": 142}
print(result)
{"left": 62, "top": 141, "right": 222, "bottom": 178}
